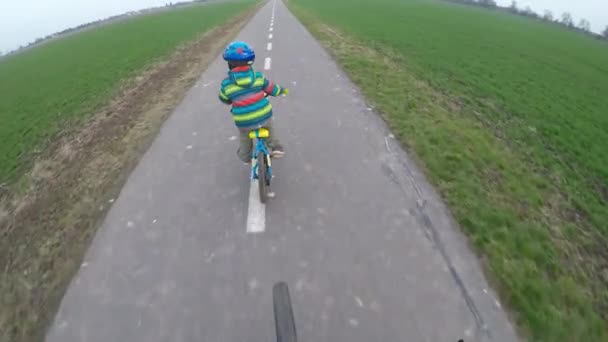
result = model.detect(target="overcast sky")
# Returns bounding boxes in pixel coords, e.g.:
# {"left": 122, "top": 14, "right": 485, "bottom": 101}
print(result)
{"left": 496, "top": 0, "right": 607, "bottom": 33}
{"left": 1, "top": 0, "right": 607, "bottom": 53}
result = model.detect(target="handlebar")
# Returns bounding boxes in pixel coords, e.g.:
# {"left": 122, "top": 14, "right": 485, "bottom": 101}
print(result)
{"left": 264, "top": 88, "right": 289, "bottom": 97}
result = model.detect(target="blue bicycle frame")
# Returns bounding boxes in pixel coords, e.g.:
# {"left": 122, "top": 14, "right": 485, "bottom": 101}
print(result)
{"left": 250, "top": 129, "right": 272, "bottom": 182}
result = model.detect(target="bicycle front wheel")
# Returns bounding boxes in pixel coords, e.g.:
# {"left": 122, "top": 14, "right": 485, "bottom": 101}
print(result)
{"left": 257, "top": 151, "right": 268, "bottom": 203}
{"left": 273, "top": 282, "right": 297, "bottom": 342}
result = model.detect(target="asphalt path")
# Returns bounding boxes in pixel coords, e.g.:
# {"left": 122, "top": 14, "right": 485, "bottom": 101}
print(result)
{"left": 46, "top": 1, "right": 519, "bottom": 341}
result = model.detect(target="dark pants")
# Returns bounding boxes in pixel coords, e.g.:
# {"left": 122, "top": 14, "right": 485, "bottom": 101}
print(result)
{"left": 237, "top": 119, "right": 282, "bottom": 163}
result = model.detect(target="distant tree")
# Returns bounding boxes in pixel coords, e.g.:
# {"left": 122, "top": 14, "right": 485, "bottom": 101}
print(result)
{"left": 603, "top": 26, "right": 608, "bottom": 39}
{"left": 478, "top": 0, "right": 496, "bottom": 8}
{"left": 522, "top": 6, "right": 538, "bottom": 18}
{"left": 561, "top": 12, "right": 574, "bottom": 28}
{"left": 542, "top": 10, "right": 553, "bottom": 22}
{"left": 578, "top": 19, "right": 591, "bottom": 32}
{"left": 509, "top": 0, "right": 518, "bottom": 13}
{"left": 447, "top": 0, "right": 475, "bottom": 5}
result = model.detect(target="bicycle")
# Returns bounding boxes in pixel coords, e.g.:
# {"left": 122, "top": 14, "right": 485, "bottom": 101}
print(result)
{"left": 273, "top": 282, "right": 297, "bottom": 342}
{"left": 249, "top": 126, "right": 273, "bottom": 203}
{"left": 248, "top": 89, "right": 288, "bottom": 204}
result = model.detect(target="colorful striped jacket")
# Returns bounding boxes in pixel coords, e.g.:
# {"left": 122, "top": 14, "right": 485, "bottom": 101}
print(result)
{"left": 218, "top": 66, "right": 284, "bottom": 129}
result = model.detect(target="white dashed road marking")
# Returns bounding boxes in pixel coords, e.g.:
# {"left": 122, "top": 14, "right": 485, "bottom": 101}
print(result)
{"left": 247, "top": 0, "right": 276, "bottom": 234}
{"left": 246, "top": 180, "right": 266, "bottom": 233}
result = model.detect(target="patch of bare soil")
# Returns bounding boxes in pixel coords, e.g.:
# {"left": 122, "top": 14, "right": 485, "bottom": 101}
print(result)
{"left": 0, "top": 6, "right": 260, "bottom": 342}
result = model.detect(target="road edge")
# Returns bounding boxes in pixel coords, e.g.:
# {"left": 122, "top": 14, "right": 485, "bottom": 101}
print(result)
{"left": 283, "top": 2, "right": 521, "bottom": 341}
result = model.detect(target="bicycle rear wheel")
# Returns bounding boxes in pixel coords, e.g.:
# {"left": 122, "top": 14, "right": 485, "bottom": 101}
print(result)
{"left": 257, "top": 151, "right": 268, "bottom": 203}
{"left": 273, "top": 282, "right": 297, "bottom": 342}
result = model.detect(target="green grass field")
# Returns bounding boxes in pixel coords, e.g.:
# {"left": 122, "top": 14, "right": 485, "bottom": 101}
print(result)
{"left": 290, "top": 0, "right": 608, "bottom": 340}
{"left": 0, "top": 0, "right": 255, "bottom": 186}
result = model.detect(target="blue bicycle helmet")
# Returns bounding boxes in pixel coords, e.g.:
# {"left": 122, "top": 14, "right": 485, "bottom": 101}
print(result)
{"left": 223, "top": 41, "right": 255, "bottom": 64}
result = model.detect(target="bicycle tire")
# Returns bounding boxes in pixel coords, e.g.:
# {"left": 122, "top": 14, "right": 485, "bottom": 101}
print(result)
{"left": 273, "top": 282, "right": 297, "bottom": 342}
{"left": 257, "top": 151, "right": 268, "bottom": 203}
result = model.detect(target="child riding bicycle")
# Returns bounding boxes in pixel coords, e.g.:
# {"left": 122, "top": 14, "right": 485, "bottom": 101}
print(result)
{"left": 218, "top": 41, "right": 288, "bottom": 163}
